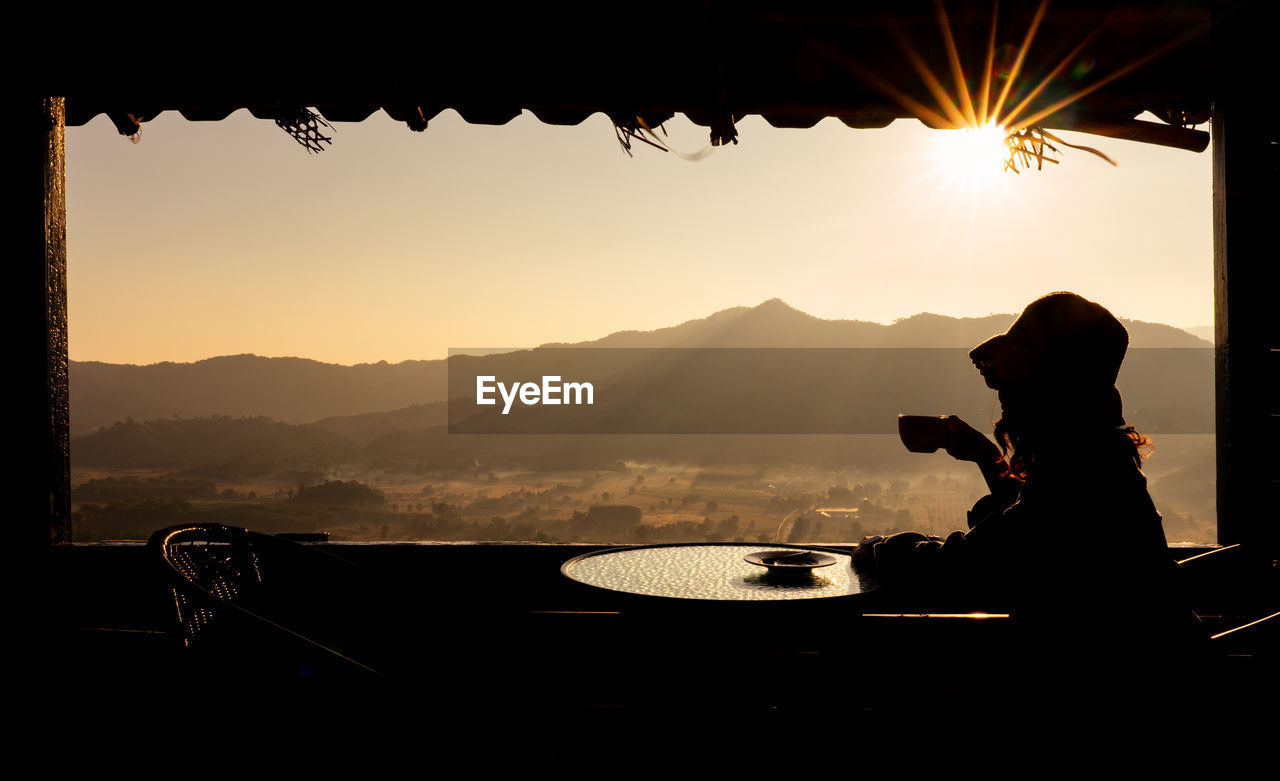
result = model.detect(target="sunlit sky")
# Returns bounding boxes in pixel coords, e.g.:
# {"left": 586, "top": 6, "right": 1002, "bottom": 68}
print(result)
{"left": 67, "top": 109, "right": 1211, "bottom": 365}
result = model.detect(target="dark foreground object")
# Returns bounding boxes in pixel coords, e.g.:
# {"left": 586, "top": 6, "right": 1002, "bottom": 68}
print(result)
{"left": 34, "top": 537, "right": 1277, "bottom": 766}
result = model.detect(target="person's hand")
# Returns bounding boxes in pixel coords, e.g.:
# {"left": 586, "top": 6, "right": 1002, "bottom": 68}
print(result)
{"left": 852, "top": 535, "right": 883, "bottom": 568}
{"left": 941, "top": 415, "right": 1001, "bottom": 464}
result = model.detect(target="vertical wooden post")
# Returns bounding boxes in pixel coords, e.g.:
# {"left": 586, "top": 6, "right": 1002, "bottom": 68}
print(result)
{"left": 1212, "top": 2, "right": 1278, "bottom": 548}
{"left": 32, "top": 97, "right": 72, "bottom": 549}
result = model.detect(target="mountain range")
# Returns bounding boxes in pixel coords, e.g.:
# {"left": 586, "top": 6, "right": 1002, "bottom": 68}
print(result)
{"left": 70, "top": 299, "right": 1209, "bottom": 435}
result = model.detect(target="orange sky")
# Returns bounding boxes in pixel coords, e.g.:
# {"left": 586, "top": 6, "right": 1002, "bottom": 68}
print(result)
{"left": 67, "top": 110, "right": 1211, "bottom": 365}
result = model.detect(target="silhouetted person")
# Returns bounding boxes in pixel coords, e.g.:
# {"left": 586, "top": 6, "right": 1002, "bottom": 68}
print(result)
{"left": 855, "top": 292, "right": 1200, "bottom": 726}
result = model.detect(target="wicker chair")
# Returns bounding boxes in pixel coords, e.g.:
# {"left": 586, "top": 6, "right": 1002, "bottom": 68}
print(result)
{"left": 1177, "top": 544, "right": 1278, "bottom": 671}
{"left": 149, "top": 524, "right": 399, "bottom": 709}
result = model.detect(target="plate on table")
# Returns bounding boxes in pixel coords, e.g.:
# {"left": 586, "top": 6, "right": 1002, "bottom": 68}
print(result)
{"left": 744, "top": 550, "right": 838, "bottom": 571}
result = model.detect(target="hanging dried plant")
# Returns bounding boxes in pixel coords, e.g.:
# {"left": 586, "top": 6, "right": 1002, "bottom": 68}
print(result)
{"left": 612, "top": 116, "right": 673, "bottom": 157}
{"left": 275, "top": 107, "right": 334, "bottom": 154}
{"left": 1003, "top": 126, "right": 1116, "bottom": 173}
{"left": 612, "top": 115, "right": 714, "bottom": 161}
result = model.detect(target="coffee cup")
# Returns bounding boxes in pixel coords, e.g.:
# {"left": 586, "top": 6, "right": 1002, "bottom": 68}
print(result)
{"left": 898, "top": 414, "right": 947, "bottom": 453}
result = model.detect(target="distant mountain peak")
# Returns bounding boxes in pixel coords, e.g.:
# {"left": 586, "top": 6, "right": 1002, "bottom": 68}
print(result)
{"left": 738, "top": 298, "right": 818, "bottom": 321}
{"left": 893, "top": 311, "right": 995, "bottom": 323}
{"left": 71, "top": 300, "right": 1209, "bottom": 434}
{"left": 536, "top": 300, "right": 1209, "bottom": 351}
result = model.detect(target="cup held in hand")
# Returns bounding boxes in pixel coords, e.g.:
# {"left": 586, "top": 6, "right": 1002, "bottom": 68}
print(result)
{"left": 898, "top": 414, "right": 947, "bottom": 453}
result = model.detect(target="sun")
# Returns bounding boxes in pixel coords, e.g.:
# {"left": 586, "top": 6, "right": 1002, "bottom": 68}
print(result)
{"left": 938, "top": 122, "right": 1010, "bottom": 184}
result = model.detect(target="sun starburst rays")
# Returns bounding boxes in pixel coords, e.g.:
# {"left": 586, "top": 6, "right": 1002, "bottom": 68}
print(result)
{"left": 902, "top": 0, "right": 1161, "bottom": 178}
{"left": 986, "top": 0, "right": 1049, "bottom": 135}
{"left": 976, "top": 0, "right": 1000, "bottom": 127}
{"left": 935, "top": 0, "right": 980, "bottom": 129}
{"left": 810, "top": 0, "right": 1204, "bottom": 181}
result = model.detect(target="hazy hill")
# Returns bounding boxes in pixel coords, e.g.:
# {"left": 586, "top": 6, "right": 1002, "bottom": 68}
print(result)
{"left": 71, "top": 299, "right": 1208, "bottom": 434}
{"left": 71, "top": 355, "right": 447, "bottom": 435}
{"left": 310, "top": 402, "right": 450, "bottom": 446}
{"left": 1183, "top": 325, "right": 1214, "bottom": 343}
{"left": 72, "top": 415, "right": 929, "bottom": 475}
{"left": 544, "top": 298, "right": 1210, "bottom": 349}
{"left": 73, "top": 415, "right": 356, "bottom": 477}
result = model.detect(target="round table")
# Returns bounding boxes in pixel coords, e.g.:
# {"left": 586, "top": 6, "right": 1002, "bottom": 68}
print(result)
{"left": 561, "top": 543, "right": 867, "bottom": 601}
